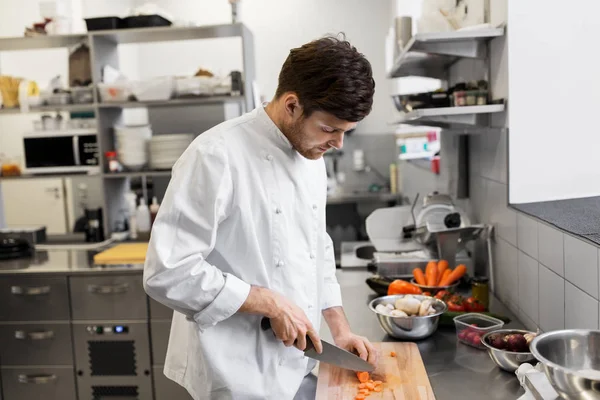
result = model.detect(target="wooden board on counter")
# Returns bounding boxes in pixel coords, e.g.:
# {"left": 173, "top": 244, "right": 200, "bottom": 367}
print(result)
{"left": 93, "top": 243, "right": 148, "bottom": 265}
{"left": 316, "top": 342, "right": 435, "bottom": 400}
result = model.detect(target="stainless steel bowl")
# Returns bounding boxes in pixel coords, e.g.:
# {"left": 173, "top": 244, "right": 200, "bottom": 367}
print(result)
{"left": 530, "top": 329, "right": 600, "bottom": 400}
{"left": 368, "top": 295, "right": 447, "bottom": 340}
{"left": 480, "top": 329, "right": 536, "bottom": 372}
{"left": 410, "top": 278, "right": 459, "bottom": 294}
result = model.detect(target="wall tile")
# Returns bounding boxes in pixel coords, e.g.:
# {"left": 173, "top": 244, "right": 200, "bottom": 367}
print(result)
{"left": 494, "top": 238, "right": 519, "bottom": 308}
{"left": 517, "top": 214, "right": 538, "bottom": 259}
{"left": 518, "top": 251, "right": 539, "bottom": 324}
{"left": 487, "top": 180, "right": 517, "bottom": 246}
{"left": 480, "top": 128, "right": 507, "bottom": 185}
{"left": 565, "top": 282, "right": 599, "bottom": 330}
{"left": 538, "top": 264, "right": 565, "bottom": 332}
{"left": 538, "top": 222, "right": 565, "bottom": 277}
{"left": 518, "top": 308, "right": 539, "bottom": 332}
{"left": 564, "top": 234, "right": 599, "bottom": 299}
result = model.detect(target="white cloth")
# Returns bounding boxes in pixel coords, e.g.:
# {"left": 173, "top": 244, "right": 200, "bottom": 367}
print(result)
{"left": 143, "top": 105, "right": 342, "bottom": 400}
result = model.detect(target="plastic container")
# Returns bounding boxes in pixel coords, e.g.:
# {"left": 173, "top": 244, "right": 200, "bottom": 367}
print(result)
{"left": 46, "top": 92, "right": 71, "bottom": 105}
{"left": 124, "top": 15, "right": 172, "bottom": 29}
{"left": 71, "top": 86, "right": 94, "bottom": 104}
{"left": 454, "top": 313, "right": 504, "bottom": 350}
{"left": 85, "top": 17, "right": 125, "bottom": 31}
{"left": 98, "top": 82, "right": 132, "bottom": 103}
{"left": 131, "top": 77, "right": 174, "bottom": 101}
{"left": 174, "top": 76, "right": 215, "bottom": 97}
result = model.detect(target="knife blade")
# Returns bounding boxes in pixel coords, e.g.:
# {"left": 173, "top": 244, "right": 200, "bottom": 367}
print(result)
{"left": 261, "top": 318, "right": 374, "bottom": 372}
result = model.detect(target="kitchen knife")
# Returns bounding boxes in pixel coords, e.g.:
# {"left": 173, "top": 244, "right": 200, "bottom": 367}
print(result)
{"left": 261, "top": 318, "right": 374, "bottom": 372}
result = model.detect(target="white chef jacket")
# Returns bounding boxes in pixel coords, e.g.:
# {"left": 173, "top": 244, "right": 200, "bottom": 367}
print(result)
{"left": 143, "top": 105, "right": 343, "bottom": 400}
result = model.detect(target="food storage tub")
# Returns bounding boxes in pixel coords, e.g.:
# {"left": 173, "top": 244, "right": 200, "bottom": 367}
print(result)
{"left": 131, "top": 77, "right": 174, "bottom": 101}
{"left": 71, "top": 86, "right": 94, "bottom": 104}
{"left": 98, "top": 82, "right": 132, "bottom": 103}
{"left": 454, "top": 313, "right": 504, "bottom": 350}
{"left": 45, "top": 92, "right": 71, "bottom": 105}
{"left": 174, "top": 76, "right": 215, "bottom": 97}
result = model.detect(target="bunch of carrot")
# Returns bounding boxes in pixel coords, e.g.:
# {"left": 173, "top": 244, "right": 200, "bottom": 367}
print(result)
{"left": 413, "top": 260, "right": 466, "bottom": 287}
{"left": 354, "top": 372, "right": 383, "bottom": 398}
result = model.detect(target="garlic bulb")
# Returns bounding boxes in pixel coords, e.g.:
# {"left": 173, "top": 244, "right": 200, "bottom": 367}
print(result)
{"left": 524, "top": 330, "right": 539, "bottom": 345}
{"left": 390, "top": 309, "right": 408, "bottom": 318}
{"left": 418, "top": 299, "right": 436, "bottom": 316}
{"left": 375, "top": 304, "right": 392, "bottom": 315}
{"left": 386, "top": 303, "right": 395, "bottom": 311}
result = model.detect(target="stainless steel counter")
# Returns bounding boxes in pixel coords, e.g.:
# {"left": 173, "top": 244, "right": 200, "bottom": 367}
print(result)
{"left": 320, "top": 269, "right": 526, "bottom": 400}
{"left": 0, "top": 249, "right": 143, "bottom": 275}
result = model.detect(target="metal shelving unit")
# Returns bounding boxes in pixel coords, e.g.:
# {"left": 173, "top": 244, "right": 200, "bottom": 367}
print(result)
{"left": 387, "top": 27, "right": 504, "bottom": 79}
{"left": 0, "top": 24, "right": 257, "bottom": 237}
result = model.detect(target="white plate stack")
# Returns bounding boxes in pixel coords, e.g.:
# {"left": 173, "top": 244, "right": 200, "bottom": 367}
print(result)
{"left": 115, "top": 125, "right": 152, "bottom": 171}
{"left": 149, "top": 134, "right": 194, "bottom": 170}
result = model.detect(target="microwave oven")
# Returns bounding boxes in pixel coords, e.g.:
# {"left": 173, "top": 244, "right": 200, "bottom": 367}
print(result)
{"left": 23, "top": 130, "right": 100, "bottom": 174}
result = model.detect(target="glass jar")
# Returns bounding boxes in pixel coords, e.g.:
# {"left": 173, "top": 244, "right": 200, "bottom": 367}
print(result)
{"left": 471, "top": 277, "right": 489, "bottom": 308}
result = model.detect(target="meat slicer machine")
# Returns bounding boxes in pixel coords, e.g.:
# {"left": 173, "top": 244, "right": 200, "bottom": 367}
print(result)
{"left": 365, "top": 192, "right": 494, "bottom": 291}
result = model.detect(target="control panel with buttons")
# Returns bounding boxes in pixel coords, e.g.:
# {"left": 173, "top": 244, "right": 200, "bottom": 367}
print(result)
{"left": 86, "top": 325, "right": 129, "bottom": 335}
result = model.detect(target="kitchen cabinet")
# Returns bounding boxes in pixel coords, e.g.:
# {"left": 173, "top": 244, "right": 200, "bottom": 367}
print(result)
{"left": 1, "top": 367, "right": 77, "bottom": 400}
{"left": 0, "top": 276, "right": 70, "bottom": 321}
{"left": 0, "top": 323, "right": 73, "bottom": 366}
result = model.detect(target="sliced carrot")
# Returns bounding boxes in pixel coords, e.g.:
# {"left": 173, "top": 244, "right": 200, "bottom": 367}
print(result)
{"left": 355, "top": 395, "right": 366, "bottom": 400}
{"left": 437, "top": 260, "right": 449, "bottom": 283}
{"left": 373, "top": 380, "right": 382, "bottom": 385}
{"left": 439, "top": 264, "right": 467, "bottom": 286}
{"left": 374, "top": 386, "right": 382, "bottom": 392}
{"left": 359, "top": 389, "right": 370, "bottom": 395}
{"left": 368, "top": 380, "right": 374, "bottom": 384}
{"left": 390, "top": 351, "right": 396, "bottom": 357}
{"left": 413, "top": 268, "right": 426, "bottom": 285}
{"left": 356, "top": 371, "right": 370, "bottom": 383}
{"left": 358, "top": 383, "right": 367, "bottom": 389}
{"left": 366, "top": 383, "right": 375, "bottom": 390}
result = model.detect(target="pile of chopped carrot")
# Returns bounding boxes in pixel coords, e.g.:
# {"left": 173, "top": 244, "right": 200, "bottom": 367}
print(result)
{"left": 354, "top": 372, "right": 383, "bottom": 399}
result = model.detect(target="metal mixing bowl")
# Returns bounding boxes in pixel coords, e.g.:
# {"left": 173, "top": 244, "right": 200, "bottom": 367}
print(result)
{"left": 368, "top": 295, "right": 447, "bottom": 340}
{"left": 530, "top": 329, "right": 600, "bottom": 400}
{"left": 480, "top": 329, "right": 536, "bottom": 372}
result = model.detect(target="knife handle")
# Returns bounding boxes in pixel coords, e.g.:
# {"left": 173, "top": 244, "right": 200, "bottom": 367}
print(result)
{"left": 260, "top": 317, "right": 314, "bottom": 350}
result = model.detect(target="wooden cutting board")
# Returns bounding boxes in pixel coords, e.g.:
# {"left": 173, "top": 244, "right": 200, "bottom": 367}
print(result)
{"left": 93, "top": 243, "right": 148, "bottom": 265}
{"left": 316, "top": 342, "right": 435, "bottom": 400}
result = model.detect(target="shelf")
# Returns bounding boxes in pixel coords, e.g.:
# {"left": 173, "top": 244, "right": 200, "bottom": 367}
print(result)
{"left": 98, "top": 95, "right": 243, "bottom": 109}
{"left": 103, "top": 171, "right": 172, "bottom": 178}
{"left": 392, "top": 104, "right": 505, "bottom": 131}
{"left": 326, "top": 192, "right": 402, "bottom": 205}
{"left": 0, "top": 104, "right": 95, "bottom": 115}
{"left": 0, "top": 33, "right": 87, "bottom": 51}
{"left": 89, "top": 23, "right": 249, "bottom": 45}
{"left": 388, "top": 27, "right": 505, "bottom": 79}
{"left": 0, "top": 172, "right": 101, "bottom": 181}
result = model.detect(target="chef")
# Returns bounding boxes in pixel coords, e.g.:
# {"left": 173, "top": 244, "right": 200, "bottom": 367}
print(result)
{"left": 143, "top": 35, "right": 377, "bottom": 400}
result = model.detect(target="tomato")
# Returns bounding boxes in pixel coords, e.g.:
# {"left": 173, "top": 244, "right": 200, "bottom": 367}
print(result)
{"left": 465, "top": 297, "right": 486, "bottom": 312}
{"left": 447, "top": 300, "right": 465, "bottom": 312}
{"left": 423, "top": 291, "right": 432, "bottom": 297}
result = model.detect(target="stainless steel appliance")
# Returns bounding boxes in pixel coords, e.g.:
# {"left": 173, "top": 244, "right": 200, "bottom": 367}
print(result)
{"left": 23, "top": 130, "right": 100, "bottom": 174}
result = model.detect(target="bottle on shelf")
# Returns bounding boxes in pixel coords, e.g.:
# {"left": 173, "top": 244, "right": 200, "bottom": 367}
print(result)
{"left": 150, "top": 196, "right": 160, "bottom": 227}
{"left": 136, "top": 199, "right": 151, "bottom": 233}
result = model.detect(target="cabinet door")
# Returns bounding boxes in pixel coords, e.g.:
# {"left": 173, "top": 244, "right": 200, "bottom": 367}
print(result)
{"left": 0, "top": 322, "right": 73, "bottom": 366}
{"left": 1, "top": 367, "right": 77, "bottom": 400}
{"left": 0, "top": 276, "right": 70, "bottom": 321}
{"left": 70, "top": 275, "right": 147, "bottom": 320}
{"left": 1, "top": 178, "right": 68, "bottom": 234}
{"left": 150, "top": 321, "right": 170, "bottom": 365}
{"left": 153, "top": 367, "right": 193, "bottom": 400}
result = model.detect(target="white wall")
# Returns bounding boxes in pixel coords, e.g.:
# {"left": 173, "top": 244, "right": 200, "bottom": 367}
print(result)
{"left": 132, "top": 0, "right": 395, "bottom": 134}
{"left": 508, "top": 0, "right": 600, "bottom": 203}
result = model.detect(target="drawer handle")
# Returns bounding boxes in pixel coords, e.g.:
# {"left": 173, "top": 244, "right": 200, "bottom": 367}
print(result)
{"left": 87, "top": 283, "right": 129, "bottom": 294}
{"left": 14, "top": 330, "right": 55, "bottom": 340}
{"left": 18, "top": 374, "right": 57, "bottom": 384}
{"left": 11, "top": 286, "right": 51, "bottom": 296}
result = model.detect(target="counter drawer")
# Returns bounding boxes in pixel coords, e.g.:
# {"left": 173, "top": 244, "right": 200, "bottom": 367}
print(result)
{"left": 149, "top": 297, "right": 173, "bottom": 320}
{"left": 0, "top": 276, "right": 70, "bottom": 321}
{"left": 1, "top": 366, "right": 77, "bottom": 400}
{"left": 150, "top": 321, "right": 171, "bottom": 365}
{"left": 0, "top": 322, "right": 73, "bottom": 366}
{"left": 153, "top": 366, "right": 193, "bottom": 400}
{"left": 70, "top": 275, "right": 147, "bottom": 320}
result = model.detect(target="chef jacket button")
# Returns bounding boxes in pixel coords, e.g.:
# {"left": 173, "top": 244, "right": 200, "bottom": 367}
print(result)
{"left": 275, "top": 207, "right": 282, "bottom": 214}
{"left": 266, "top": 154, "right": 273, "bottom": 161}
{"left": 310, "top": 253, "right": 315, "bottom": 259}
{"left": 312, "top": 204, "right": 317, "bottom": 210}
{"left": 308, "top": 304, "right": 314, "bottom": 309}
{"left": 276, "top": 260, "right": 284, "bottom": 267}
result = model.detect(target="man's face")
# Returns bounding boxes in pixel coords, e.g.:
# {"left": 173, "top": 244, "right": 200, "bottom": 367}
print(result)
{"left": 283, "top": 110, "right": 357, "bottom": 160}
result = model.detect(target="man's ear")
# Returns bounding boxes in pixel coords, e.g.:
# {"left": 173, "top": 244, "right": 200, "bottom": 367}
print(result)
{"left": 282, "top": 93, "right": 303, "bottom": 119}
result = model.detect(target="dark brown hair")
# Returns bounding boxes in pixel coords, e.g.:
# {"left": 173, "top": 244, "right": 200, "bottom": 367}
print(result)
{"left": 274, "top": 35, "right": 375, "bottom": 122}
